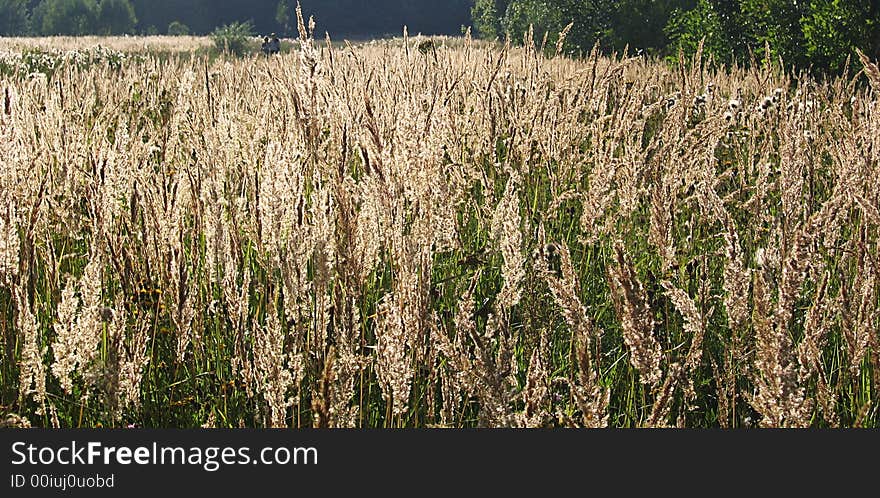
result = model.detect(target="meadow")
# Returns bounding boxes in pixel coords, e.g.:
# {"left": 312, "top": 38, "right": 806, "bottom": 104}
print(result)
{"left": 1, "top": 18, "right": 879, "bottom": 428}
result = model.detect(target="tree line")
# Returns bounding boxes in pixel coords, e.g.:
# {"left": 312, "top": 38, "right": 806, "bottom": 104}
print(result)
{"left": 473, "top": 0, "right": 880, "bottom": 72}
{"left": 0, "top": 0, "right": 471, "bottom": 38}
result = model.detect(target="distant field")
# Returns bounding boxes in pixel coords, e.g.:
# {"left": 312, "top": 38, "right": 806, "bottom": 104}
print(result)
{"left": 0, "top": 35, "right": 215, "bottom": 53}
{"left": 0, "top": 33, "right": 483, "bottom": 55}
{"left": 1, "top": 26, "right": 879, "bottom": 429}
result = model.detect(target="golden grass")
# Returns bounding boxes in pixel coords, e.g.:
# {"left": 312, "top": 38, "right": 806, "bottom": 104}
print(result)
{"left": 0, "top": 35, "right": 213, "bottom": 53}
{"left": 1, "top": 26, "right": 878, "bottom": 428}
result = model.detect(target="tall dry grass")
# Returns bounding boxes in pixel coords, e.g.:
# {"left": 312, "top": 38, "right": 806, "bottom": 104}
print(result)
{"left": 1, "top": 20, "right": 879, "bottom": 428}
{"left": 0, "top": 36, "right": 213, "bottom": 53}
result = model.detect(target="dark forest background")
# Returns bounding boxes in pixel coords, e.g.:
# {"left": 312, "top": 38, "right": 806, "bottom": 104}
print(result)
{"left": 0, "top": 0, "right": 878, "bottom": 72}
{"left": 0, "top": 0, "right": 472, "bottom": 38}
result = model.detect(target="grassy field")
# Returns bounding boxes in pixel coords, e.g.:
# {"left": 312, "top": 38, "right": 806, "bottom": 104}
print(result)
{"left": 1, "top": 21, "right": 879, "bottom": 428}
{"left": 0, "top": 35, "right": 214, "bottom": 53}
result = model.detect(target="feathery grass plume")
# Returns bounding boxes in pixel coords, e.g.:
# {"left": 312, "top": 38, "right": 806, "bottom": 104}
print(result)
{"left": 648, "top": 179, "right": 676, "bottom": 275}
{"left": 87, "top": 298, "right": 128, "bottom": 422}
{"left": 763, "top": 193, "right": 844, "bottom": 424}
{"left": 778, "top": 108, "right": 810, "bottom": 233}
{"left": 353, "top": 176, "right": 386, "bottom": 284}
{"left": 437, "top": 264, "right": 514, "bottom": 425}
{"left": 853, "top": 402, "right": 875, "bottom": 428}
{"left": 327, "top": 162, "right": 370, "bottom": 428}
{"left": 644, "top": 283, "right": 701, "bottom": 429}
{"left": 375, "top": 288, "right": 413, "bottom": 420}
{"left": 295, "top": 2, "right": 311, "bottom": 50}
{"left": 47, "top": 403, "right": 60, "bottom": 428}
{"left": 650, "top": 281, "right": 705, "bottom": 427}
{"left": 857, "top": 49, "right": 880, "bottom": 94}
{"left": 225, "top": 260, "right": 254, "bottom": 397}
{"left": 114, "top": 311, "right": 150, "bottom": 420}
{"left": 312, "top": 346, "right": 335, "bottom": 428}
{"left": 327, "top": 341, "right": 364, "bottom": 428}
{"left": 542, "top": 239, "right": 609, "bottom": 427}
{"left": 841, "top": 224, "right": 875, "bottom": 379}
{"left": 252, "top": 297, "right": 303, "bottom": 428}
{"left": 607, "top": 242, "right": 663, "bottom": 387}
{"left": 1, "top": 413, "right": 31, "bottom": 428}
{"left": 700, "top": 185, "right": 750, "bottom": 333}
{"left": 795, "top": 270, "right": 838, "bottom": 425}
{"left": 51, "top": 247, "right": 104, "bottom": 395}
{"left": 516, "top": 329, "right": 550, "bottom": 427}
{"left": 0, "top": 199, "right": 18, "bottom": 285}
{"left": 749, "top": 269, "right": 811, "bottom": 428}
{"left": 555, "top": 23, "right": 574, "bottom": 58}
{"left": 201, "top": 171, "right": 226, "bottom": 284}
{"left": 647, "top": 362, "right": 682, "bottom": 428}
{"left": 375, "top": 236, "right": 431, "bottom": 421}
{"left": 434, "top": 273, "right": 481, "bottom": 427}
{"left": 294, "top": 1, "right": 320, "bottom": 148}
{"left": 326, "top": 189, "right": 365, "bottom": 428}
{"left": 17, "top": 282, "right": 46, "bottom": 415}
{"left": 306, "top": 181, "right": 337, "bottom": 353}
{"left": 201, "top": 411, "right": 218, "bottom": 429}
{"left": 472, "top": 311, "right": 518, "bottom": 427}
{"left": 170, "top": 249, "right": 196, "bottom": 363}
{"left": 491, "top": 177, "right": 525, "bottom": 311}
{"left": 258, "top": 146, "right": 312, "bottom": 340}
{"left": 50, "top": 277, "right": 80, "bottom": 394}
{"left": 578, "top": 158, "right": 615, "bottom": 244}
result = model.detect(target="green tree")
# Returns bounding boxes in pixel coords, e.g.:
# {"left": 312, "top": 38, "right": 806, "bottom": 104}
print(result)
{"left": 663, "top": 0, "right": 875, "bottom": 71}
{"left": 210, "top": 20, "right": 255, "bottom": 56}
{"left": 739, "top": 0, "right": 807, "bottom": 67}
{"left": 665, "top": 0, "right": 730, "bottom": 62}
{"left": 665, "top": 0, "right": 808, "bottom": 67}
{"left": 558, "top": 0, "right": 618, "bottom": 49}
{"left": 472, "top": 0, "right": 509, "bottom": 39}
{"left": 167, "top": 20, "right": 189, "bottom": 36}
{"left": 801, "top": 0, "right": 866, "bottom": 71}
{"left": 868, "top": 2, "right": 880, "bottom": 58}
{"left": 96, "top": 0, "right": 137, "bottom": 35}
{"left": 475, "top": 0, "right": 688, "bottom": 54}
{"left": 610, "top": 0, "right": 688, "bottom": 54}
{"left": 0, "top": 0, "right": 29, "bottom": 35}
{"left": 496, "top": 0, "right": 617, "bottom": 52}
{"left": 32, "top": 0, "right": 98, "bottom": 35}
{"left": 502, "top": 0, "right": 563, "bottom": 43}
{"left": 708, "top": 0, "right": 748, "bottom": 57}
{"left": 275, "top": 0, "right": 290, "bottom": 36}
